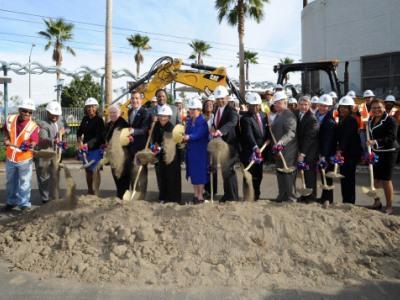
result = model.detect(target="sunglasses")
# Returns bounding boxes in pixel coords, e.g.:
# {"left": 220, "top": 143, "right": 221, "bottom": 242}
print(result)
{"left": 21, "top": 109, "right": 33, "bottom": 115}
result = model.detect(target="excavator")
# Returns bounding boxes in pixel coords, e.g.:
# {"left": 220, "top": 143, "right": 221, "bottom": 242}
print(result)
{"left": 105, "top": 56, "right": 244, "bottom": 120}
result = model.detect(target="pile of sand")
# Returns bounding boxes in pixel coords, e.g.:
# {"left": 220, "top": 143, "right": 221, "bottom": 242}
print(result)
{"left": 0, "top": 197, "right": 399, "bottom": 289}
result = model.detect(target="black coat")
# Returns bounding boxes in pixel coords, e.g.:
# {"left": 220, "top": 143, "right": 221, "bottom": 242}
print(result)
{"left": 213, "top": 104, "right": 239, "bottom": 147}
{"left": 127, "top": 106, "right": 151, "bottom": 155}
{"left": 77, "top": 115, "right": 105, "bottom": 150}
{"left": 296, "top": 110, "right": 319, "bottom": 161}
{"left": 337, "top": 114, "right": 362, "bottom": 160}
{"left": 368, "top": 113, "right": 399, "bottom": 151}
{"left": 317, "top": 111, "right": 337, "bottom": 159}
{"left": 105, "top": 116, "right": 128, "bottom": 143}
{"left": 239, "top": 111, "right": 269, "bottom": 162}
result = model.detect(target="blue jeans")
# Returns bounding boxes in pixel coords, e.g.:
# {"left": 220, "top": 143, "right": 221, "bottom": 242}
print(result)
{"left": 6, "top": 159, "right": 33, "bottom": 208}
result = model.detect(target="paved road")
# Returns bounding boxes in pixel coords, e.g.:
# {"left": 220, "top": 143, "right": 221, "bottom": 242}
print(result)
{"left": 0, "top": 162, "right": 399, "bottom": 299}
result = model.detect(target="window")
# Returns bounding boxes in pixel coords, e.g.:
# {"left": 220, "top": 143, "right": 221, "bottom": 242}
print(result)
{"left": 361, "top": 52, "right": 400, "bottom": 98}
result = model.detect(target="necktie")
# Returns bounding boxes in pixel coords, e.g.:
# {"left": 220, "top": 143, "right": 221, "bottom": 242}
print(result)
{"left": 216, "top": 108, "right": 221, "bottom": 128}
{"left": 300, "top": 112, "right": 304, "bottom": 121}
{"left": 256, "top": 114, "right": 263, "bottom": 134}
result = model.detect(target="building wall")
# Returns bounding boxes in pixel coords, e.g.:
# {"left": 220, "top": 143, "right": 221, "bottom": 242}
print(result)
{"left": 302, "top": 0, "right": 400, "bottom": 96}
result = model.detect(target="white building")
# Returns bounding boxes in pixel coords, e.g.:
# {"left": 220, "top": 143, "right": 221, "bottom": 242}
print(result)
{"left": 302, "top": 0, "right": 400, "bottom": 98}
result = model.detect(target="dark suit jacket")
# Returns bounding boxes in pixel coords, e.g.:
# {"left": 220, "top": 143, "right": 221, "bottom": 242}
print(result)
{"left": 239, "top": 111, "right": 269, "bottom": 162}
{"left": 105, "top": 117, "right": 128, "bottom": 143}
{"left": 368, "top": 113, "right": 399, "bottom": 151}
{"left": 337, "top": 114, "right": 362, "bottom": 160}
{"left": 296, "top": 110, "right": 319, "bottom": 162}
{"left": 127, "top": 106, "right": 151, "bottom": 154}
{"left": 317, "top": 111, "right": 337, "bottom": 159}
{"left": 213, "top": 104, "right": 239, "bottom": 147}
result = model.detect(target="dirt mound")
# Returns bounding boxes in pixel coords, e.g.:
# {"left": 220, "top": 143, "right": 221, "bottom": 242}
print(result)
{"left": 0, "top": 198, "right": 400, "bottom": 289}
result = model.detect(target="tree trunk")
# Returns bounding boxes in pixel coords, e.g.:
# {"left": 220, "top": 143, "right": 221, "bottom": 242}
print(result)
{"left": 136, "top": 49, "right": 141, "bottom": 77}
{"left": 245, "top": 61, "right": 249, "bottom": 89}
{"left": 197, "top": 53, "right": 201, "bottom": 65}
{"left": 105, "top": 0, "right": 113, "bottom": 112}
{"left": 238, "top": 0, "right": 245, "bottom": 98}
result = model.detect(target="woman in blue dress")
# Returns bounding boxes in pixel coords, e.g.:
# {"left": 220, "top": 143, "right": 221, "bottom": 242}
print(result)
{"left": 183, "top": 97, "right": 210, "bottom": 204}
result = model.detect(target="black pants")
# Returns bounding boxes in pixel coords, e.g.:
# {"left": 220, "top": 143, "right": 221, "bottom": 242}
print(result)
{"left": 320, "top": 164, "right": 334, "bottom": 203}
{"left": 242, "top": 162, "right": 263, "bottom": 200}
{"left": 220, "top": 151, "right": 239, "bottom": 201}
{"left": 111, "top": 169, "right": 130, "bottom": 199}
{"left": 155, "top": 154, "right": 182, "bottom": 203}
{"left": 340, "top": 160, "right": 357, "bottom": 204}
{"left": 301, "top": 161, "right": 317, "bottom": 202}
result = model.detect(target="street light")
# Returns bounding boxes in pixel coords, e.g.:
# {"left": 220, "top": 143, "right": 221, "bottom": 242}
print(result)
{"left": 28, "top": 43, "right": 35, "bottom": 98}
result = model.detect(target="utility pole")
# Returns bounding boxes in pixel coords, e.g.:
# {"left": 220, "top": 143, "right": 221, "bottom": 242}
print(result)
{"left": 105, "top": 0, "right": 113, "bottom": 114}
{"left": 28, "top": 43, "right": 35, "bottom": 99}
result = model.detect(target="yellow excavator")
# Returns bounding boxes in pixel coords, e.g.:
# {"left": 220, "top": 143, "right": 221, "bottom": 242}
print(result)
{"left": 105, "top": 56, "right": 244, "bottom": 120}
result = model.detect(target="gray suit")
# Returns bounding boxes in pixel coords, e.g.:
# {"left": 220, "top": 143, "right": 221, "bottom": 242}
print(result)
{"left": 35, "top": 117, "right": 65, "bottom": 202}
{"left": 271, "top": 109, "right": 298, "bottom": 202}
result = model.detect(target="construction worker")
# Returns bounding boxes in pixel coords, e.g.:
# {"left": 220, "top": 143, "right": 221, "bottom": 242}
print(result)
{"left": 2, "top": 98, "right": 39, "bottom": 211}
{"left": 239, "top": 92, "right": 269, "bottom": 201}
{"left": 310, "top": 96, "right": 319, "bottom": 114}
{"left": 270, "top": 91, "right": 298, "bottom": 203}
{"left": 329, "top": 91, "right": 338, "bottom": 106}
{"left": 274, "top": 84, "right": 284, "bottom": 92}
{"left": 261, "top": 88, "right": 273, "bottom": 115}
{"left": 77, "top": 97, "right": 105, "bottom": 195}
{"left": 315, "top": 94, "right": 336, "bottom": 205}
{"left": 384, "top": 95, "right": 397, "bottom": 115}
{"left": 288, "top": 97, "right": 298, "bottom": 112}
{"left": 296, "top": 95, "right": 319, "bottom": 203}
{"left": 174, "top": 97, "right": 187, "bottom": 123}
{"left": 35, "top": 101, "right": 66, "bottom": 203}
{"left": 211, "top": 85, "right": 239, "bottom": 202}
{"left": 336, "top": 96, "right": 362, "bottom": 204}
{"left": 347, "top": 90, "right": 356, "bottom": 99}
{"left": 359, "top": 90, "right": 376, "bottom": 157}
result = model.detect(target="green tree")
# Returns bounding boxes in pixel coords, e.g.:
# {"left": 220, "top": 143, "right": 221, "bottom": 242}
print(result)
{"left": 237, "top": 50, "right": 258, "bottom": 88}
{"left": 61, "top": 74, "right": 102, "bottom": 107}
{"left": 38, "top": 18, "right": 76, "bottom": 80}
{"left": 279, "top": 57, "right": 294, "bottom": 84}
{"left": 215, "top": 0, "right": 269, "bottom": 97}
{"left": 188, "top": 40, "right": 212, "bottom": 64}
{"left": 127, "top": 34, "right": 151, "bottom": 77}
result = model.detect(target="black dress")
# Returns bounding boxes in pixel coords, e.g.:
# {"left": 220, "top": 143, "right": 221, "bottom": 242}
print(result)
{"left": 152, "top": 121, "right": 182, "bottom": 203}
{"left": 368, "top": 113, "right": 399, "bottom": 181}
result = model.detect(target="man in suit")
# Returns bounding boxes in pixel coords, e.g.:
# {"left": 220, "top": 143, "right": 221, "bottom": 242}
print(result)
{"left": 155, "top": 89, "right": 181, "bottom": 126}
{"left": 296, "top": 96, "right": 319, "bottom": 202}
{"left": 127, "top": 90, "right": 152, "bottom": 196}
{"left": 240, "top": 92, "right": 269, "bottom": 200}
{"left": 270, "top": 91, "right": 298, "bottom": 202}
{"left": 211, "top": 85, "right": 239, "bottom": 201}
{"left": 315, "top": 94, "right": 337, "bottom": 204}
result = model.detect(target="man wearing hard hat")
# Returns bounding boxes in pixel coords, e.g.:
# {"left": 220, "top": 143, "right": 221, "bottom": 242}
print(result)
{"left": 35, "top": 101, "right": 66, "bottom": 203}
{"left": 2, "top": 98, "right": 39, "bottom": 211}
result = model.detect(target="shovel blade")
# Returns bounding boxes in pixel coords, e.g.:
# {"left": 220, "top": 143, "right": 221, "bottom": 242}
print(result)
{"left": 361, "top": 187, "right": 378, "bottom": 198}
{"left": 299, "top": 188, "right": 313, "bottom": 197}
{"left": 320, "top": 184, "right": 335, "bottom": 191}
{"left": 277, "top": 167, "right": 296, "bottom": 174}
{"left": 80, "top": 160, "right": 95, "bottom": 170}
{"left": 122, "top": 190, "right": 131, "bottom": 202}
{"left": 325, "top": 172, "right": 344, "bottom": 179}
{"left": 34, "top": 150, "right": 56, "bottom": 159}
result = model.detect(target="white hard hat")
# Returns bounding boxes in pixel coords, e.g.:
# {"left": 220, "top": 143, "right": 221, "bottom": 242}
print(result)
{"left": 174, "top": 97, "right": 183, "bottom": 104}
{"left": 385, "top": 95, "right": 396, "bottom": 102}
{"left": 318, "top": 94, "right": 333, "bottom": 106}
{"left": 228, "top": 95, "right": 234, "bottom": 102}
{"left": 245, "top": 92, "right": 262, "bottom": 105}
{"left": 18, "top": 98, "right": 36, "bottom": 111}
{"left": 311, "top": 96, "right": 319, "bottom": 104}
{"left": 346, "top": 90, "right": 356, "bottom": 99}
{"left": 85, "top": 97, "right": 99, "bottom": 106}
{"left": 157, "top": 105, "right": 173, "bottom": 116}
{"left": 273, "top": 91, "right": 287, "bottom": 103}
{"left": 213, "top": 85, "right": 229, "bottom": 99}
{"left": 46, "top": 101, "right": 62, "bottom": 116}
{"left": 288, "top": 97, "right": 297, "bottom": 105}
{"left": 275, "top": 84, "right": 283, "bottom": 90}
{"left": 231, "top": 94, "right": 239, "bottom": 104}
{"left": 187, "top": 97, "right": 203, "bottom": 109}
{"left": 329, "top": 91, "right": 338, "bottom": 99}
{"left": 206, "top": 94, "right": 215, "bottom": 102}
{"left": 338, "top": 95, "right": 355, "bottom": 106}
{"left": 265, "top": 87, "right": 274, "bottom": 94}
{"left": 151, "top": 96, "right": 157, "bottom": 102}
{"left": 363, "top": 90, "right": 375, "bottom": 98}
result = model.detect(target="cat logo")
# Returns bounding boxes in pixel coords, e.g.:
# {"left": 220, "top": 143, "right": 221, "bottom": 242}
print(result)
{"left": 204, "top": 74, "right": 225, "bottom": 82}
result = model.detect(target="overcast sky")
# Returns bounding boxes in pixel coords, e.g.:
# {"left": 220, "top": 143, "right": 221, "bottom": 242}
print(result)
{"left": 0, "top": 0, "right": 304, "bottom": 105}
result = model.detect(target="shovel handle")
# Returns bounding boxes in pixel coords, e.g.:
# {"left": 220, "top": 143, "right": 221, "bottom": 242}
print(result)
{"left": 300, "top": 169, "right": 306, "bottom": 189}
{"left": 210, "top": 157, "right": 214, "bottom": 204}
{"left": 365, "top": 123, "right": 376, "bottom": 191}
{"left": 244, "top": 140, "right": 270, "bottom": 171}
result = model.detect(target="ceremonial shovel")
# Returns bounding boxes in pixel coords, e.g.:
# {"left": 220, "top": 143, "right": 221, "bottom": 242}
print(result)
{"left": 325, "top": 162, "right": 344, "bottom": 179}
{"left": 298, "top": 168, "right": 313, "bottom": 197}
{"left": 268, "top": 127, "right": 296, "bottom": 174}
{"left": 9, "top": 144, "right": 56, "bottom": 159}
{"left": 319, "top": 167, "right": 334, "bottom": 190}
{"left": 361, "top": 123, "right": 379, "bottom": 198}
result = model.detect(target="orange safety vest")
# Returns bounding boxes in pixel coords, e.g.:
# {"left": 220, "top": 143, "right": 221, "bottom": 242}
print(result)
{"left": 6, "top": 115, "right": 38, "bottom": 163}
{"left": 332, "top": 110, "right": 339, "bottom": 123}
{"left": 358, "top": 102, "right": 372, "bottom": 129}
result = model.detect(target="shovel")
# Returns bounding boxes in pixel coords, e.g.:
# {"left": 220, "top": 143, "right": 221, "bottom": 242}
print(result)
{"left": 320, "top": 167, "right": 334, "bottom": 190}
{"left": 267, "top": 127, "right": 296, "bottom": 174}
{"left": 123, "top": 121, "right": 156, "bottom": 202}
{"left": 210, "top": 156, "right": 214, "bottom": 204}
{"left": 80, "top": 151, "right": 95, "bottom": 169}
{"left": 298, "top": 168, "right": 313, "bottom": 197}
{"left": 361, "top": 123, "right": 379, "bottom": 198}
{"left": 9, "top": 144, "right": 56, "bottom": 159}
{"left": 325, "top": 163, "right": 344, "bottom": 179}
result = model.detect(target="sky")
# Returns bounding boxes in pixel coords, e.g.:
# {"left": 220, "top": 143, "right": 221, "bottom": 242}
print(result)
{"left": 0, "top": 0, "right": 304, "bottom": 106}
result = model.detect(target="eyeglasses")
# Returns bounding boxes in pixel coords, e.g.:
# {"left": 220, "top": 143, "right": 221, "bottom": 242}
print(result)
{"left": 371, "top": 106, "right": 382, "bottom": 110}
{"left": 21, "top": 109, "right": 33, "bottom": 115}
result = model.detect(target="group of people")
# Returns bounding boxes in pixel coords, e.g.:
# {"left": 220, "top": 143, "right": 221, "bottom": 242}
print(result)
{"left": 2, "top": 85, "right": 399, "bottom": 215}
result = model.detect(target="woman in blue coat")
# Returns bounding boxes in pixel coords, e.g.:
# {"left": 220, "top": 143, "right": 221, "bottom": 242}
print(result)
{"left": 183, "top": 97, "right": 210, "bottom": 204}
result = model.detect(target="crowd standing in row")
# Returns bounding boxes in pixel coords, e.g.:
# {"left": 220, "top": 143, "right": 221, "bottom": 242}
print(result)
{"left": 2, "top": 85, "right": 399, "bottom": 215}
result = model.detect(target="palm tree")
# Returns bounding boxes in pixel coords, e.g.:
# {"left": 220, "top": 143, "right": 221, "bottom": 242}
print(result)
{"left": 188, "top": 40, "right": 212, "bottom": 65}
{"left": 215, "top": 0, "right": 269, "bottom": 97}
{"left": 238, "top": 50, "right": 258, "bottom": 89}
{"left": 38, "top": 18, "right": 76, "bottom": 81}
{"left": 127, "top": 34, "right": 151, "bottom": 77}
{"left": 105, "top": 0, "right": 113, "bottom": 107}
{"left": 279, "top": 57, "right": 294, "bottom": 84}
